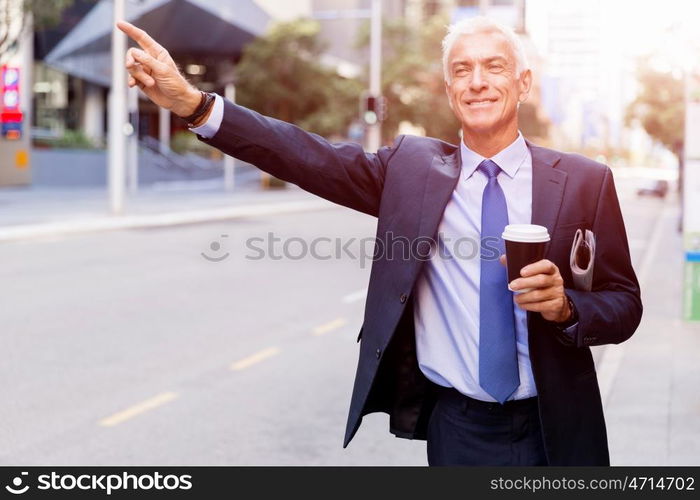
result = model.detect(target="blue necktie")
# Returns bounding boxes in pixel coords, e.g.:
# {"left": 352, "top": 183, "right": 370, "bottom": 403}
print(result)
{"left": 477, "top": 159, "right": 519, "bottom": 404}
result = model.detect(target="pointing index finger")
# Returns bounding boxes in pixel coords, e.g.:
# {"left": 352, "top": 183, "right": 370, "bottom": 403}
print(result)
{"left": 116, "top": 21, "right": 165, "bottom": 58}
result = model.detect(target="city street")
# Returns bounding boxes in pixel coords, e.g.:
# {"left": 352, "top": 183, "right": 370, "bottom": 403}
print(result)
{"left": 0, "top": 174, "right": 680, "bottom": 465}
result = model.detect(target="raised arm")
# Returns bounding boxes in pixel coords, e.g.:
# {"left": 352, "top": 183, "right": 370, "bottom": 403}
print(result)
{"left": 117, "top": 21, "right": 392, "bottom": 216}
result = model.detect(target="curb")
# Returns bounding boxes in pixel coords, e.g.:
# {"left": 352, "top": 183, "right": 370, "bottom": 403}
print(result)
{"left": 0, "top": 198, "right": 334, "bottom": 242}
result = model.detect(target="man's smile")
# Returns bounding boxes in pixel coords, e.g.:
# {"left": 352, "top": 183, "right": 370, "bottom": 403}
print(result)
{"left": 464, "top": 97, "right": 498, "bottom": 107}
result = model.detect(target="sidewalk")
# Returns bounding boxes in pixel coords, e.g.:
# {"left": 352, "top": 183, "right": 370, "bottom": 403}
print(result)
{"left": 0, "top": 182, "right": 334, "bottom": 242}
{"left": 0, "top": 165, "right": 660, "bottom": 242}
{"left": 603, "top": 199, "right": 700, "bottom": 465}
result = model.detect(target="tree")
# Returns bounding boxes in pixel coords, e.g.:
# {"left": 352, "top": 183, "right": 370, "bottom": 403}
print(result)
{"left": 518, "top": 101, "right": 549, "bottom": 139}
{"left": 0, "top": 0, "right": 76, "bottom": 64}
{"left": 625, "top": 57, "right": 684, "bottom": 161}
{"left": 235, "top": 19, "right": 363, "bottom": 139}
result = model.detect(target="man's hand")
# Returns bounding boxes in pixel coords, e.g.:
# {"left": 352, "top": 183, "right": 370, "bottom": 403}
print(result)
{"left": 116, "top": 21, "right": 201, "bottom": 117}
{"left": 499, "top": 255, "right": 571, "bottom": 323}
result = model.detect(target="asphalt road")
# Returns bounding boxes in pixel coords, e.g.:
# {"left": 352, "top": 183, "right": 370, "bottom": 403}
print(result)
{"left": 0, "top": 173, "right": 664, "bottom": 465}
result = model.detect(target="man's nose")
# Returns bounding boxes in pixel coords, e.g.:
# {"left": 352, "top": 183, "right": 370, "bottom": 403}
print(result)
{"left": 469, "top": 66, "right": 488, "bottom": 92}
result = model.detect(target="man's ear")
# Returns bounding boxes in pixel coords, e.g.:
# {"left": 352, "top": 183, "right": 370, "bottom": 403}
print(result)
{"left": 518, "top": 69, "right": 532, "bottom": 104}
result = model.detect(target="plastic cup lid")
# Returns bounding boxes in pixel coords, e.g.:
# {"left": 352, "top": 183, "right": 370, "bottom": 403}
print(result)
{"left": 502, "top": 224, "right": 550, "bottom": 243}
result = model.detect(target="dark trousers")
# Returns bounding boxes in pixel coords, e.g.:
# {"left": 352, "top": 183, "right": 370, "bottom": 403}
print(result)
{"left": 426, "top": 384, "right": 549, "bottom": 466}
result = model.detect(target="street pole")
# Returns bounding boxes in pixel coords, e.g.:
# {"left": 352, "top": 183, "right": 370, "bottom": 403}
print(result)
{"left": 127, "top": 85, "right": 139, "bottom": 195}
{"left": 108, "top": 0, "right": 127, "bottom": 214}
{"left": 159, "top": 107, "right": 170, "bottom": 154}
{"left": 224, "top": 83, "right": 236, "bottom": 192}
{"left": 367, "top": 0, "right": 382, "bottom": 153}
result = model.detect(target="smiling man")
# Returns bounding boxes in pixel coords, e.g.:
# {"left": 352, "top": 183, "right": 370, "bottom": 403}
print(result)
{"left": 443, "top": 26, "right": 530, "bottom": 158}
{"left": 118, "top": 16, "right": 642, "bottom": 466}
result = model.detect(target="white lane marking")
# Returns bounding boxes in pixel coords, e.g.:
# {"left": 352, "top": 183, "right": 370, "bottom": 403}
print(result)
{"left": 342, "top": 288, "right": 367, "bottom": 304}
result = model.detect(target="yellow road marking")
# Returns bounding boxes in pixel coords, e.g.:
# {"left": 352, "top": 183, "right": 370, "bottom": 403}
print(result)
{"left": 312, "top": 317, "right": 347, "bottom": 336}
{"left": 230, "top": 346, "right": 280, "bottom": 371}
{"left": 99, "top": 392, "right": 179, "bottom": 427}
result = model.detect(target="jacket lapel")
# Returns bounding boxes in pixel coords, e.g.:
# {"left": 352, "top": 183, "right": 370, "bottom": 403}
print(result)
{"left": 416, "top": 142, "right": 566, "bottom": 238}
{"left": 416, "top": 147, "right": 461, "bottom": 242}
{"left": 413, "top": 140, "right": 566, "bottom": 262}
{"left": 527, "top": 141, "right": 567, "bottom": 255}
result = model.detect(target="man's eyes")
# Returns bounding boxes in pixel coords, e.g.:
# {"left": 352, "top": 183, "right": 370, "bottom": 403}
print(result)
{"left": 453, "top": 64, "right": 505, "bottom": 76}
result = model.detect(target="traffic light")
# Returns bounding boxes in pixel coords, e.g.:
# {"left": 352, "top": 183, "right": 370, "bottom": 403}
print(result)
{"left": 361, "top": 94, "right": 387, "bottom": 125}
{"left": 363, "top": 95, "right": 378, "bottom": 125}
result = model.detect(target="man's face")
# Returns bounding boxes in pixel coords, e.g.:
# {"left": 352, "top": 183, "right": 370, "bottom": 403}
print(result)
{"left": 445, "top": 30, "right": 531, "bottom": 137}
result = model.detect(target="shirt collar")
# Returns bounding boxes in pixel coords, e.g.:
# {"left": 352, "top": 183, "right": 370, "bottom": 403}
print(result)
{"left": 460, "top": 132, "right": 528, "bottom": 181}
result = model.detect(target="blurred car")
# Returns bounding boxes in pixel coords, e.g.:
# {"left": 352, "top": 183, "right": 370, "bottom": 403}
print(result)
{"left": 636, "top": 179, "right": 669, "bottom": 198}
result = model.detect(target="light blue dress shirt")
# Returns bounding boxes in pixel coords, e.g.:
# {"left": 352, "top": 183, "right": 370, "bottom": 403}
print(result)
{"left": 413, "top": 133, "right": 537, "bottom": 402}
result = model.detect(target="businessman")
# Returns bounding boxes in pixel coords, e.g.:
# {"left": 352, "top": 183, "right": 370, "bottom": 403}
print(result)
{"left": 118, "top": 16, "right": 642, "bottom": 466}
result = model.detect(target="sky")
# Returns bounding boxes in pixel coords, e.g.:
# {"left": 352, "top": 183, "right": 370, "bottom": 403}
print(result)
{"left": 256, "top": 0, "right": 700, "bottom": 71}
{"left": 527, "top": 0, "right": 699, "bottom": 69}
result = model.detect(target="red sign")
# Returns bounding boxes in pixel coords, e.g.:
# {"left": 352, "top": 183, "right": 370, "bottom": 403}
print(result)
{"left": 1, "top": 111, "right": 23, "bottom": 122}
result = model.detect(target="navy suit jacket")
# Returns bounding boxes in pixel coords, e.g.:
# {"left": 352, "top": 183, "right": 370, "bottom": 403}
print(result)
{"left": 200, "top": 99, "right": 643, "bottom": 466}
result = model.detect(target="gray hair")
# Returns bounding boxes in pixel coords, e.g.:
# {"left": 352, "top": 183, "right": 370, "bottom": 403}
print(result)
{"left": 441, "top": 16, "right": 529, "bottom": 82}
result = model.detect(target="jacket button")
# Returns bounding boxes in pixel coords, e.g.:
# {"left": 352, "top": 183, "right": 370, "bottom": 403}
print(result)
{"left": 376, "top": 348, "right": 382, "bottom": 359}
{"left": 399, "top": 293, "right": 407, "bottom": 304}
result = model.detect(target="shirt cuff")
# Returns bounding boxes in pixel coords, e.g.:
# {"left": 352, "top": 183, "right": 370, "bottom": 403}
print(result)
{"left": 188, "top": 94, "right": 223, "bottom": 138}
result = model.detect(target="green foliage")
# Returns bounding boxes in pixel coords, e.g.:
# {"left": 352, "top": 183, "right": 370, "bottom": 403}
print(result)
{"left": 625, "top": 58, "right": 685, "bottom": 156}
{"left": 25, "top": 0, "right": 78, "bottom": 30}
{"left": 357, "top": 14, "right": 460, "bottom": 144}
{"left": 0, "top": 0, "right": 79, "bottom": 62}
{"left": 518, "top": 102, "right": 549, "bottom": 139}
{"left": 235, "top": 19, "right": 363, "bottom": 139}
{"left": 32, "top": 129, "right": 97, "bottom": 149}
{"left": 170, "top": 130, "right": 215, "bottom": 157}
